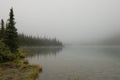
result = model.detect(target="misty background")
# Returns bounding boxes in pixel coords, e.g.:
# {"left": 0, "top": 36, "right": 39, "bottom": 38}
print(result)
{"left": 0, "top": 0, "right": 120, "bottom": 45}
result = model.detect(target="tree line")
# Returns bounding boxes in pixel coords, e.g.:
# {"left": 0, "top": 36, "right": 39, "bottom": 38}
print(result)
{"left": 0, "top": 8, "right": 19, "bottom": 62}
{"left": 19, "top": 34, "right": 63, "bottom": 46}
{"left": 0, "top": 8, "right": 62, "bottom": 62}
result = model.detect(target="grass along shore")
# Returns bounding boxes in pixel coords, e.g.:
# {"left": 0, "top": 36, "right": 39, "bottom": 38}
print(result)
{"left": 0, "top": 49, "right": 42, "bottom": 80}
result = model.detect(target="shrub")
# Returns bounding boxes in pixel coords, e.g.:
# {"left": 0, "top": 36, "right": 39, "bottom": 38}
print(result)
{"left": 0, "top": 40, "right": 16, "bottom": 62}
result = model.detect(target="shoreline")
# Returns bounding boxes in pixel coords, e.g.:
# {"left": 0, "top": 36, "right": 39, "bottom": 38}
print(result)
{"left": 0, "top": 49, "right": 42, "bottom": 80}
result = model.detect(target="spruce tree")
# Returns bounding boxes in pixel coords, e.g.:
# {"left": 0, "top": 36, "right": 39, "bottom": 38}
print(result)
{"left": 4, "top": 8, "right": 18, "bottom": 53}
{"left": 0, "top": 19, "right": 5, "bottom": 39}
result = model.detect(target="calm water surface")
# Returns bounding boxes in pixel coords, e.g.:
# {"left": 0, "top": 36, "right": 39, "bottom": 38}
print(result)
{"left": 26, "top": 46, "right": 120, "bottom": 80}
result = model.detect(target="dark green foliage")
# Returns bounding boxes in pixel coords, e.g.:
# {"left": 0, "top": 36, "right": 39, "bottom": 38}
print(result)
{"left": 0, "top": 8, "right": 19, "bottom": 62}
{"left": 0, "top": 19, "right": 5, "bottom": 39}
{"left": 4, "top": 8, "right": 18, "bottom": 53}
{"left": 19, "top": 34, "right": 63, "bottom": 46}
{"left": 0, "top": 40, "right": 16, "bottom": 62}
{"left": 0, "top": 8, "right": 62, "bottom": 63}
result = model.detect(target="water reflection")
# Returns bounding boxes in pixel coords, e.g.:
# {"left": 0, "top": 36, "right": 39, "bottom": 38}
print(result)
{"left": 102, "top": 47, "right": 120, "bottom": 57}
{"left": 23, "top": 46, "right": 63, "bottom": 57}
{"left": 27, "top": 46, "right": 120, "bottom": 80}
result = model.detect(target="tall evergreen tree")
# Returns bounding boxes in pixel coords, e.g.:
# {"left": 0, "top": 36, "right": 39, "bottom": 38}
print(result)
{"left": 4, "top": 8, "right": 18, "bottom": 53}
{"left": 0, "top": 19, "right": 5, "bottom": 39}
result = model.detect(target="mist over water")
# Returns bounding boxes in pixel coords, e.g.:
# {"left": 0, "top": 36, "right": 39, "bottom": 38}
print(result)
{"left": 0, "top": 0, "right": 120, "bottom": 44}
{"left": 27, "top": 46, "right": 120, "bottom": 80}
{"left": 1, "top": 0, "right": 120, "bottom": 80}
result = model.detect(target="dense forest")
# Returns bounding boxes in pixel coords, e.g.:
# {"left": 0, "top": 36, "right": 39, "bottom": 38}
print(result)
{"left": 0, "top": 8, "right": 19, "bottom": 62}
{"left": 18, "top": 34, "right": 63, "bottom": 46}
{"left": 0, "top": 9, "right": 63, "bottom": 47}
{"left": 0, "top": 8, "right": 62, "bottom": 62}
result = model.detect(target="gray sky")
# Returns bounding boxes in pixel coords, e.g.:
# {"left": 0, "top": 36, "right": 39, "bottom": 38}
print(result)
{"left": 0, "top": 0, "right": 120, "bottom": 44}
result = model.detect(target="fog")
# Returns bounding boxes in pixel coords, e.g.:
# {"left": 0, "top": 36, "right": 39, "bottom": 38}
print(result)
{"left": 0, "top": 0, "right": 120, "bottom": 44}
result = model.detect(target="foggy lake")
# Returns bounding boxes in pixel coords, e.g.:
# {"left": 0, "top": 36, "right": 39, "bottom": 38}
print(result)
{"left": 26, "top": 46, "right": 120, "bottom": 80}
{"left": 1, "top": 0, "right": 120, "bottom": 80}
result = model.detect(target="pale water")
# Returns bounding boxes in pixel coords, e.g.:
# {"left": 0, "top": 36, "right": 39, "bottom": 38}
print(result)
{"left": 26, "top": 46, "right": 120, "bottom": 80}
